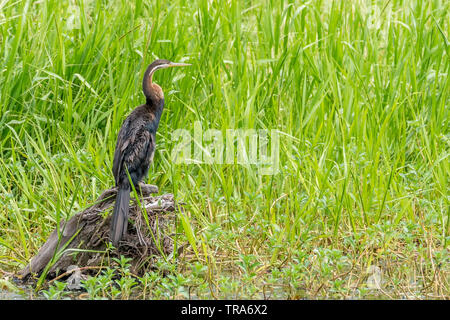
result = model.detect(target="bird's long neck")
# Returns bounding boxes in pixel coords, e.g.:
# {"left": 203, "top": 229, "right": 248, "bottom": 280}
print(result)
{"left": 143, "top": 66, "right": 165, "bottom": 111}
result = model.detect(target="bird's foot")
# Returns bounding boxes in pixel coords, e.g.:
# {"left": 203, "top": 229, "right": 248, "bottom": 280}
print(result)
{"left": 138, "top": 183, "right": 159, "bottom": 195}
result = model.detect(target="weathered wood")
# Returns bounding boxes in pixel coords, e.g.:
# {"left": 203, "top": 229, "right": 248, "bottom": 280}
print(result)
{"left": 18, "top": 184, "right": 178, "bottom": 281}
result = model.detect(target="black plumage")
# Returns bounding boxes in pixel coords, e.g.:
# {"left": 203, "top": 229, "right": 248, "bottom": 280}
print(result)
{"left": 110, "top": 59, "right": 190, "bottom": 246}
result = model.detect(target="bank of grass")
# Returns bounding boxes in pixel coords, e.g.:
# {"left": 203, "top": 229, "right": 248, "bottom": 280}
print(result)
{"left": 0, "top": 0, "right": 448, "bottom": 299}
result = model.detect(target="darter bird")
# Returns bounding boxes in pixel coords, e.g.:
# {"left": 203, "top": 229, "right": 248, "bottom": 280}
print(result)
{"left": 110, "top": 59, "right": 190, "bottom": 246}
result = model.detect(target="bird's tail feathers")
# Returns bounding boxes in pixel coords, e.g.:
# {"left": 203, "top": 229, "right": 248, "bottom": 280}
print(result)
{"left": 110, "top": 186, "right": 130, "bottom": 246}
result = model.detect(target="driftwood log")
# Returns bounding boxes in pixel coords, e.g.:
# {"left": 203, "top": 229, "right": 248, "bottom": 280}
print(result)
{"left": 18, "top": 184, "right": 179, "bottom": 282}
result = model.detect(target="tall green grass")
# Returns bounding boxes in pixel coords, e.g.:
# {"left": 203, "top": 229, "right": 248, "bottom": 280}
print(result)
{"left": 0, "top": 0, "right": 448, "bottom": 298}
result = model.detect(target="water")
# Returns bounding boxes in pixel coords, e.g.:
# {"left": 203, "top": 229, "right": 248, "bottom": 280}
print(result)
{"left": 0, "top": 289, "right": 27, "bottom": 300}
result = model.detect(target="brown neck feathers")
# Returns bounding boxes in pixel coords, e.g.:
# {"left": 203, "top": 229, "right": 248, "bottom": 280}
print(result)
{"left": 143, "top": 65, "right": 164, "bottom": 106}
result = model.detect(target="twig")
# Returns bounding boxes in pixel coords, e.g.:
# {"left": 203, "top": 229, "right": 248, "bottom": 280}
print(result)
{"left": 48, "top": 266, "right": 107, "bottom": 284}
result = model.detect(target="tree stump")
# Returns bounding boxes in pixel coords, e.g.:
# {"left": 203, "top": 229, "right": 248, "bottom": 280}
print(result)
{"left": 18, "top": 184, "right": 179, "bottom": 282}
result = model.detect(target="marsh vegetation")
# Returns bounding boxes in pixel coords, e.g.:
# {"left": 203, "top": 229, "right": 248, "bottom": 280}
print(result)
{"left": 0, "top": 0, "right": 448, "bottom": 299}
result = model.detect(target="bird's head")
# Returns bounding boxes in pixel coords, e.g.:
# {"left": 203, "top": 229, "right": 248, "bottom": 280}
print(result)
{"left": 143, "top": 59, "right": 191, "bottom": 104}
{"left": 147, "top": 59, "right": 191, "bottom": 76}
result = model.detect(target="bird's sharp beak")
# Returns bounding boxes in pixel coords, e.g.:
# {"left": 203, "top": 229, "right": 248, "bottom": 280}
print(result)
{"left": 168, "top": 62, "right": 191, "bottom": 67}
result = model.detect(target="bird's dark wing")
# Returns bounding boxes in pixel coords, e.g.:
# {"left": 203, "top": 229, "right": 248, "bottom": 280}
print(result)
{"left": 112, "top": 116, "right": 154, "bottom": 186}
{"left": 112, "top": 118, "right": 130, "bottom": 185}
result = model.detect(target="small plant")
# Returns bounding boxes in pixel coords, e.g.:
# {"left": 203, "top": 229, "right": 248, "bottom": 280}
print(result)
{"left": 41, "top": 281, "right": 71, "bottom": 300}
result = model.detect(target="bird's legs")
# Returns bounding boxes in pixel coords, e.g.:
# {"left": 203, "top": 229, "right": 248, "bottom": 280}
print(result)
{"left": 137, "top": 182, "right": 159, "bottom": 195}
